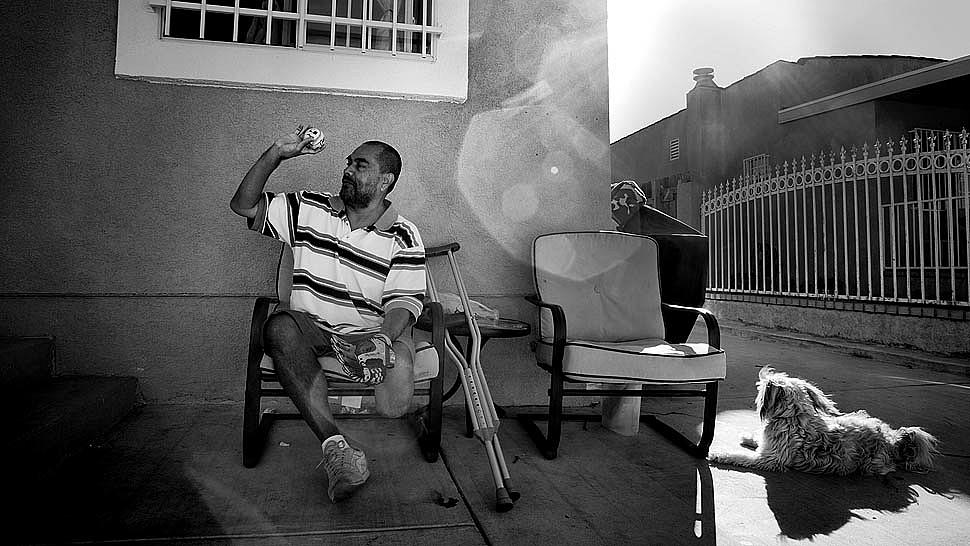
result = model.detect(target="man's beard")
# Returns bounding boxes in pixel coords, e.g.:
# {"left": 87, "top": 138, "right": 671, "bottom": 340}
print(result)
{"left": 340, "top": 176, "right": 375, "bottom": 208}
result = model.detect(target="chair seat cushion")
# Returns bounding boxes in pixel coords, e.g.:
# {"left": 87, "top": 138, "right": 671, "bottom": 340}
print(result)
{"left": 259, "top": 341, "right": 439, "bottom": 385}
{"left": 537, "top": 338, "right": 725, "bottom": 384}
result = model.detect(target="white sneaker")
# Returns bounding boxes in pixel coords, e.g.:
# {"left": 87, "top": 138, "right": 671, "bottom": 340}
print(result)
{"left": 321, "top": 435, "right": 370, "bottom": 502}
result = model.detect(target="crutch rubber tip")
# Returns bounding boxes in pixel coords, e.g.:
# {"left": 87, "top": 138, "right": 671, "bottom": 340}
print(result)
{"left": 503, "top": 478, "right": 521, "bottom": 502}
{"left": 496, "top": 487, "right": 514, "bottom": 512}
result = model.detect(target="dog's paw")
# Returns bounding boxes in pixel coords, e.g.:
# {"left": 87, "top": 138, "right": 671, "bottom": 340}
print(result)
{"left": 706, "top": 450, "right": 729, "bottom": 464}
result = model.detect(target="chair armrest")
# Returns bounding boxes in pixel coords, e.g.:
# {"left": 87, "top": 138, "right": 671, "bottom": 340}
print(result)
{"left": 422, "top": 300, "right": 446, "bottom": 375}
{"left": 661, "top": 302, "right": 720, "bottom": 349}
{"left": 524, "top": 294, "right": 567, "bottom": 369}
{"left": 248, "top": 296, "right": 279, "bottom": 371}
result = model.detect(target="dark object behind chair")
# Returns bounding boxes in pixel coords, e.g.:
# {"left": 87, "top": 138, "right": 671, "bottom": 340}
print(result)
{"left": 616, "top": 203, "right": 709, "bottom": 344}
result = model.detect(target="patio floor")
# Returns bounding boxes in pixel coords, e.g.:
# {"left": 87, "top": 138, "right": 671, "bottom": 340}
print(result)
{"left": 9, "top": 327, "right": 970, "bottom": 545}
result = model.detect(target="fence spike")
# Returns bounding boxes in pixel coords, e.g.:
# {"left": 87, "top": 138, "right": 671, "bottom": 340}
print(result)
{"left": 874, "top": 139, "right": 882, "bottom": 156}
{"left": 913, "top": 133, "right": 921, "bottom": 154}
{"left": 928, "top": 133, "right": 937, "bottom": 152}
{"left": 944, "top": 130, "right": 952, "bottom": 151}
{"left": 863, "top": 142, "right": 870, "bottom": 158}
{"left": 960, "top": 128, "right": 968, "bottom": 149}
{"left": 899, "top": 134, "right": 907, "bottom": 155}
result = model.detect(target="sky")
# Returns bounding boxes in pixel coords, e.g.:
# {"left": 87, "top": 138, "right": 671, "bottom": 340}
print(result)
{"left": 608, "top": 0, "right": 970, "bottom": 143}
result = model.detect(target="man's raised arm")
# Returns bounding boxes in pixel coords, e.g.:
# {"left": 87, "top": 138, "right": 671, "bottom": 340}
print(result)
{"left": 230, "top": 126, "right": 321, "bottom": 219}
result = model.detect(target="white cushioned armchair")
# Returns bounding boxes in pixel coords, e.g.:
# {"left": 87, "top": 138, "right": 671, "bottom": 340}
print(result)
{"left": 520, "top": 231, "right": 726, "bottom": 459}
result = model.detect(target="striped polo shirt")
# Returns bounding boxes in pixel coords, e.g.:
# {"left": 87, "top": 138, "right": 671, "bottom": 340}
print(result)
{"left": 250, "top": 190, "right": 426, "bottom": 334}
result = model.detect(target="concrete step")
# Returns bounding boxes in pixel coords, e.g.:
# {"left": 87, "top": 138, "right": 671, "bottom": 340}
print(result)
{"left": 4, "top": 375, "right": 140, "bottom": 485}
{"left": 0, "top": 335, "right": 54, "bottom": 388}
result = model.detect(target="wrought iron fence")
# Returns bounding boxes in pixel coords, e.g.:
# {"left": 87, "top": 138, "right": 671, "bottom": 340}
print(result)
{"left": 700, "top": 130, "right": 970, "bottom": 307}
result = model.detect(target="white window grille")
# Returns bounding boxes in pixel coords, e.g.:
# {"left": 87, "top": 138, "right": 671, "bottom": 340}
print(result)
{"left": 151, "top": 0, "right": 440, "bottom": 58}
{"left": 669, "top": 138, "right": 680, "bottom": 161}
{"left": 742, "top": 153, "right": 770, "bottom": 180}
{"left": 116, "top": 1, "right": 468, "bottom": 102}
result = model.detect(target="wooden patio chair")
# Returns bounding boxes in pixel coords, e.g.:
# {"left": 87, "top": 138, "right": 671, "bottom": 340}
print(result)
{"left": 520, "top": 230, "right": 726, "bottom": 459}
{"left": 242, "top": 244, "right": 446, "bottom": 468}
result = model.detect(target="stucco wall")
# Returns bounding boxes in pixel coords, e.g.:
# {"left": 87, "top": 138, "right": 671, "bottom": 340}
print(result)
{"left": 612, "top": 112, "right": 687, "bottom": 183}
{"left": 0, "top": 1, "right": 612, "bottom": 404}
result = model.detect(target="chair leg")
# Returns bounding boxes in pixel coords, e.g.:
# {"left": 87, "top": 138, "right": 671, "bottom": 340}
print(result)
{"left": 243, "top": 368, "right": 266, "bottom": 468}
{"left": 419, "top": 374, "right": 444, "bottom": 463}
{"left": 640, "top": 382, "right": 719, "bottom": 458}
{"left": 517, "top": 370, "right": 564, "bottom": 460}
{"left": 697, "top": 382, "right": 719, "bottom": 456}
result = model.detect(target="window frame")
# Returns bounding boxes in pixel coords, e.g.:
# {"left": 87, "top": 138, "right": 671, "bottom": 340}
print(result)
{"left": 116, "top": 0, "right": 468, "bottom": 103}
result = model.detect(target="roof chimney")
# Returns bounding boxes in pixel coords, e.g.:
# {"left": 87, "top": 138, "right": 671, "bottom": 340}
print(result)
{"left": 692, "top": 67, "right": 716, "bottom": 88}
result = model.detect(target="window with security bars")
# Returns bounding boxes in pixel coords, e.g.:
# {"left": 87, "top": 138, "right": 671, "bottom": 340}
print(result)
{"left": 743, "top": 153, "right": 770, "bottom": 180}
{"left": 153, "top": 0, "right": 439, "bottom": 58}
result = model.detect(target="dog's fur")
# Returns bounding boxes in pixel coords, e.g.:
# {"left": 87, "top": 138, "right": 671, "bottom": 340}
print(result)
{"left": 708, "top": 367, "right": 938, "bottom": 475}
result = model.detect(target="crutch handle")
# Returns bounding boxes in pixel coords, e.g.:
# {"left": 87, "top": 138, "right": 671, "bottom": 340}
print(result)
{"left": 425, "top": 242, "right": 460, "bottom": 257}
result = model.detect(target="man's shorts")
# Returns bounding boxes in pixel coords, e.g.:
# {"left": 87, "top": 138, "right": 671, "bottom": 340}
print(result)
{"left": 263, "top": 309, "right": 416, "bottom": 383}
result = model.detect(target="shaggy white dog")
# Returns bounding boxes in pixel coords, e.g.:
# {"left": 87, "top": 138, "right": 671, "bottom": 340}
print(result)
{"left": 709, "top": 367, "right": 938, "bottom": 475}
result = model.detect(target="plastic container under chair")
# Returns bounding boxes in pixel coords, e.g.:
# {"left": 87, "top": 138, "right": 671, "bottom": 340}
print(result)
{"left": 598, "top": 383, "right": 642, "bottom": 436}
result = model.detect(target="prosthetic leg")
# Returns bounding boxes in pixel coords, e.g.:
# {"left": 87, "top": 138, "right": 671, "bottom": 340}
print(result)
{"left": 426, "top": 243, "right": 520, "bottom": 512}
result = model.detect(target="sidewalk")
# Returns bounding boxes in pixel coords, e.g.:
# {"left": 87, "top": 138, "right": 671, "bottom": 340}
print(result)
{"left": 7, "top": 326, "right": 970, "bottom": 545}
{"left": 717, "top": 318, "right": 970, "bottom": 377}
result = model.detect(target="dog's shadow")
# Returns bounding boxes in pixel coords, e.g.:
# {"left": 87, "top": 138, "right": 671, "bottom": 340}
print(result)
{"left": 724, "top": 465, "right": 952, "bottom": 539}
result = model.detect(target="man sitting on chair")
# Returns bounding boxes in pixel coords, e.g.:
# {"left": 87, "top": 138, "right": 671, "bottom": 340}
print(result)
{"left": 230, "top": 127, "right": 426, "bottom": 502}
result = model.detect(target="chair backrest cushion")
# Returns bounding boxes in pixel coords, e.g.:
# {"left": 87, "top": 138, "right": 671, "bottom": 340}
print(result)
{"left": 533, "top": 231, "right": 664, "bottom": 342}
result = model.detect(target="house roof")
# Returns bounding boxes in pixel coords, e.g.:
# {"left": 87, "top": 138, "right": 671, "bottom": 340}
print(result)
{"left": 778, "top": 54, "right": 970, "bottom": 123}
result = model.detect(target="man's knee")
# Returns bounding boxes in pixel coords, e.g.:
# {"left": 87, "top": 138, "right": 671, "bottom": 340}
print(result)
{"left": 375, "top": 350, "right": 414, "bottom": 418}
{"left": 262, "top": 313, "right": 302, "bottom": 354}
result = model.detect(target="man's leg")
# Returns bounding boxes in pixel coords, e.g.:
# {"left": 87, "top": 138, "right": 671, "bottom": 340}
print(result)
{"left": 263, "top": 312, "right": 369, "bottom": 502}
{"left": 374, "top": 339, "right": 415, "bottom": 418}
{"left": 262, "top": 312, "right": 340, "bottom": 441}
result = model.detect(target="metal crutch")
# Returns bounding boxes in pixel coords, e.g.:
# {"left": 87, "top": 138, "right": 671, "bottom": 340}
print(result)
{"left": 426, "top": 243, "right": 520, "bottom": 512}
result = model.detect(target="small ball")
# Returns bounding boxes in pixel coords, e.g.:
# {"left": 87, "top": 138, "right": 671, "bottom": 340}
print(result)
{"left": 302, "top": 127, "right": 325, "bottom": 150}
